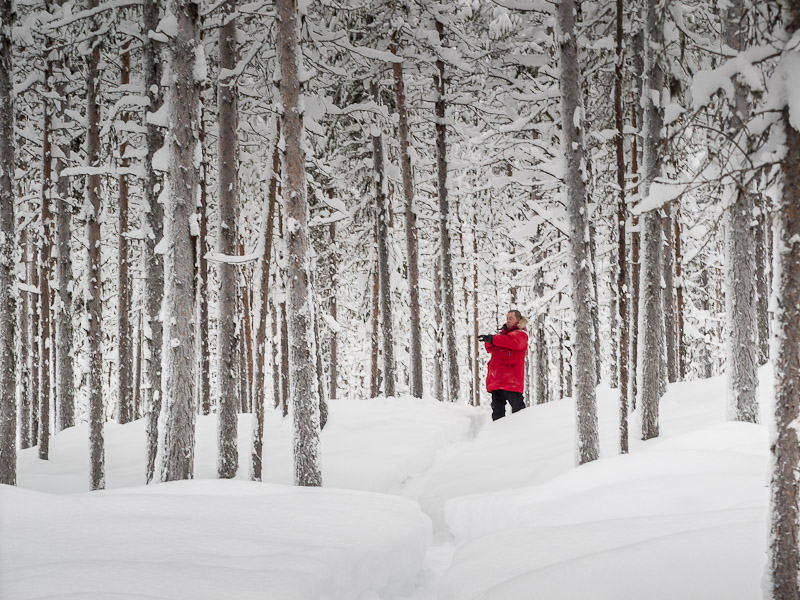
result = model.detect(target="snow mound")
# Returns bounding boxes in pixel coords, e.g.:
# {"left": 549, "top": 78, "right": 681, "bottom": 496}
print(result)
{"left": 0, "top": 480, "right": 432, "bottom": 600}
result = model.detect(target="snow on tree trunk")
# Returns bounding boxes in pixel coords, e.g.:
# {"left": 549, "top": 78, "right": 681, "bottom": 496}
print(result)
{"left": 86, "top": 2, "right": 105, "bottom": 489}
{"left": 328, "top": 218, "right": 338, "bottom": 401}
{"left": 198, "top": 92, "right": 211, "bottom": 416}
{"left": 533, "top": 230, "right": 548, "bottom": 405}
{"left": 157, "top": 0, "right": 200, "bottom": 482}
{"left": 471, "top": 206, "right": 480, "bottom": 407}
{"left": 662, "top": 204, "right": 677, "bottom": 383}
{"left": 615, "top": 0, "right": 628, "bottom": 453}
{"left": 276, "top": 0, "right": 321, "bottom": 487}
{"left": 0, "top": 0, "right": 16, "bottom": 485}
{"left": 637, "top": 0, "right": 666, "bottom": 441}
{"left": 722, "top": 0, "right": 759, "bottom": 424}
{"left": 557, "top": 0, "right": 599, "bottom": 465}
{"left": 18, "top": 228, "right": 31, "bottom": 450}
{"left": 216, "top": 0, "right": 239, "bottom": 478}
{"left": 433, "top": 254, "right": 445, "bottom": 402}
{"left": 675, "top": 209, "right": 686, "bottom": 379}
{"left": 628, "top": 30, "right": 643, "bottom": 412}
{"left": 39, "top": 64, "right": 53, "bottom": 461}
{"left": 434, "top": 21, "right": 460, "bottom": 404}
{"left": 30, "top": 241, "right": 39, "bottom": 445}
{"left": 252, "top": 122, "right": 279, "bottom": 481}
{"left": 143, "top": 0, "right": 165, "bottom": 484}
{"left": 371, "top": 82, "right": 396, "bottom": 398}
{"left": 766, "top": 4, "right": 800, "bottom": 595}
{"left": 55, "top": 173, "right": 74, "bottom": 432}
{"left": 392, "top": 44, "right": 423, "bottom": 399}
{"left": 755, "top": 191, "right": 770, "bottom": 365}
{"left": 117, "top": 44, "right": 133, "bottom": 424}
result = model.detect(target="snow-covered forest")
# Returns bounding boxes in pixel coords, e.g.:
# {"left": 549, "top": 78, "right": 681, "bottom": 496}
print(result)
{"left": 1, "top": 0, "right": 799, "bottom": 597}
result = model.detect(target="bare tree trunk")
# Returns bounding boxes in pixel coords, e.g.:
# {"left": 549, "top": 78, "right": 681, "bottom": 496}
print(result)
{"left": 472, "top": 204, "right": 480, "bottom": 407}
{"left": 270, "top": 297, "right": 280, "bottom": 411}
{"left": 0, "top": 0, "right": 16, "bottom": 484}
{"left": 435, "top": 20, "right": 460, "bottom": 404}
{"left": 252, "top": 122, "right": 278, "bottom": 481}
{"left": 675, "top": 209, "right": 686, "bottom": 379}
{"left": 143, "top": 0, "right": 165, "bottom": 484}
{"left": 533, "top": 229, "right": 548, "bottom": 405}
{"left": 628, "top": 31, "right": 643, "bottom": 412}
{"left": 158, "top": 0, "right": 200, "bottom": 482}
{"left": 18, "top": 228, "right": 31, "bottom": 449}
{"left": 433, "top": 254, "right": 445, "bottom": 402}
{"left": 39, "top": 55, "right": 54, "bottom": 460}
{"left": 755, "top": 191, "right": 770, "bottom": 365}
{"left": 86, "top": 1, "right": 105, "bottom": 489}
{"left": 30, "top": 240, "right": 39, "bottom": 446}
{"left": 767, "top": 20, "right": 800, "bottom": 591}
{"left": 722, "top": 0, "right": 758, "bottom": 424}
{"left": 134, "top": 310, "right": 143, "bottom": 418}
{"left": 392, "top": 41, "right": 423, "bottom": 399}
{"left": 117, "top": 42, "right": 133, "bottom": 424}
{"left": 329, "top": 219, "right": 338, "bottom": 400}
{"left": 558, "top": 0, "right": 599, "bottom": 464}
{"left": 637, "top": 0, "right": 666, "bottom": 441}
{"left": 276, "top": 0, "right": 322, "bottom": 486}
{"left": 198, "top": 92, "right": 211, "bottom": 416}
{"left": 370, "top": 233, "right": 380, "bottom": 399}
{"left": 370, "top": 82, "right": 396, "bottom": 397}
{"left": 241, "top": 259, "right": 255, "bottom": 413}
{"left": 615, "top": 0, "right": 628, "bottom": 454}
{"left": 662, "top": 204, "right": 677, "bottom": 383}
{"left": 216, "top": 0, "right": 239, "bottom": 478}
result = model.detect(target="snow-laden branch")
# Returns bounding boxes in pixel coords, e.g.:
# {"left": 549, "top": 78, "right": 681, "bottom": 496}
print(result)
{"left": 42, "top": 0, "right": 144, "bottom": 30}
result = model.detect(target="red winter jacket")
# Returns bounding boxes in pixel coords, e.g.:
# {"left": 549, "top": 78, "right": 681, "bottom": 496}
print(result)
{"left": 485, "top": 325, "right": 529, "bottom": 393}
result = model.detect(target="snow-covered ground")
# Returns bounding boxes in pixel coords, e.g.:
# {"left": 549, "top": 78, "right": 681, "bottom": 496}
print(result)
{"left": 1, "top": 370, "right": 773, "bottom": 599}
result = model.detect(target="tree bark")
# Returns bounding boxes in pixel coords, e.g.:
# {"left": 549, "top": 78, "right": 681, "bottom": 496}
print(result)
{"left": 252, "top": 122, "right": 279, "bottom": 481}
{"left": 533, "top": 228, "right": 548, "bottom": 405}
{"left": 86, "top": 1, "right": 105, "bottom": 489}
{"left": 557, "top": 0, "right": 599, "bottom": 464}
{"left": 371, "top": 81, "right": 396, "bottom": 397}
{"left": 216, "top": 0, "right": 239, "bottom": 478}
{"left": 328, "top": 218, "right": 338, "bottom": 400}
{"left": 435, "top": 20, "right": 460, "bottom": 404}
{"left": 755, "top": 190, "right": 770, "bottom": 365}
{"left": 0, "top": 0, "right": 16, "bottom": 484}
{"left": 158, "top": 0, "right": 200, "bottom": 482}
{"left": 117, "top": 42, "right": 133, "bottom": 424}
{"left": 662, "top": 203, "right": 677, "bottom": 383}
{"left": 276, "top": 0, "right": 322, "bottom": 486}
{"left": 143, "top": 0, "right": 165, "bottom": 484}
{"left": 637, "top": 0, "right": 666, "bottom": 441}
{"left": 766, "top": 2, "right": 800, "bottom": 587}
{"left": 198, "top": 89, "right": 210, "bottom": 416}
{"left": 675, "top": 209, "right": 686, "bottom": 379}
{"left": 722, "top": 0, "right": 759, "bottom": 424}
{"left": 392, "top": 42, "right": 423, "bottom": 399}
{"left": 370, "top": 226, "right": 380, "bottom": 399}
{"left": 433, "top": 253, "right": 444, "bottom": 402}
{"left": 472, "top": 202, "right": 480, "bottom": 407}
{"left": 18, "top": 228, "right": 31, "bottom": 449}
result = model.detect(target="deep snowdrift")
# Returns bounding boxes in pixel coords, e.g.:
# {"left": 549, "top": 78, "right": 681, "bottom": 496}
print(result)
{"left": 2, "top": 370, "right": 775, "bottom": 599}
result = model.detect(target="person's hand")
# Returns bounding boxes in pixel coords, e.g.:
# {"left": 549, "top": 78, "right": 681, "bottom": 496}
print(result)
{"left": 478, "top": 334, "right": 494, "bottom": 344}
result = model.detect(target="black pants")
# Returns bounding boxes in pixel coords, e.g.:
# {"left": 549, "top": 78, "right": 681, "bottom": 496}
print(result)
{"left": 491, "top": 389, "right": 526, "bottom": 421}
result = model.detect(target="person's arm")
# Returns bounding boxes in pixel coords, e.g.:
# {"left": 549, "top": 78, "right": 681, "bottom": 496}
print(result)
{"left": 491, "top": 329, "right": 528, "bottom": 351}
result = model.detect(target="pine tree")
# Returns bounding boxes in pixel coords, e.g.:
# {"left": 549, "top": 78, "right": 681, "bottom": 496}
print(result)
{"left": 0, "top": 0, "right": 16, "bottom": 486}
{"left": 276, "top": 0, "right": 321, "bottom": 487}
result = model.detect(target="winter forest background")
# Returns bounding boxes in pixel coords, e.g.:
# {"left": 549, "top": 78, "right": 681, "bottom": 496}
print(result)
{"left": 1, "top": 0, "right": 800, "bottom": 597}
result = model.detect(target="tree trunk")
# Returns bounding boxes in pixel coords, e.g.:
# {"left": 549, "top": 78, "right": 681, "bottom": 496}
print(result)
{"left": 722, "top": 0, "right": 759, "bottom": 424}
{"left": 55, "top": 170, "right": 74, "bottom": 433}
{"left": 628, "top": 31, "right": 643, "bottom": 412}
{"left": 369, "top": 230, "right": 380, "bottom": 399}
{"left": 0, "top": 0, "right": 16, "bottom": 484}
{"left": 134, "top": 310, "right": 143, "bottom": 418}
{"left": 435, "top": 20, "right": 460, "bottom": 404}
{"left": 18, "top": 227, "right": 31, "bottom": 449}
{"left": 117, "top": 42, "right": 133, "bottom": 424}
{"left": 30, "top": 240, "right": 39, "bottom": 446}
{"left": 86, "top": 2, "right": 105, "bottom": 489}
{"left": 533, "top": 230, "right": 548, "bottom": 405}
{"left": 329, "top": 219, "right": 338, "bottom": 400}
{"left": 637, "top": 0, "right": 666, "bottom": 441}
{"left": 472, "top": 203, "right": 480, "bottom": 407}
{"left": 270, "top": 297, "right": 280, "bottom": 411}
{"left": 371, "top": 81, "right": 396, "bottom": 397}
{"left": 615, "top": 0, "right": 628, "bottom": 454}
{"left": 252, "top": 121, "right": 279, "bottom": 481}
{"left": 276, "top": 0, "right": 322, "bottom": 486}
{"left": 557, "top": 0, "right": 599, "bottom": 464}
{"left": 216, "top": 0, "right": 239, "bottom": 478}
{"left": 662, "top": 203, "right": 677, "bottom": 383}
{"left": 143, "top": 0, "right": 165, "bottom": 484}
{"left": 39, "top": 56, "right": 53, "bottom": 461}
{"left": 391, "top": 42, "right": 423, "bottom": 399}
{"left": 433, "top": 254, "right": 445, "bottom": 402}
{"left": 755, "top": 190, "right": 770, "bottom": 365}
{"left": 198, "top": 90, "right": 210, "bottom": 416}
{"left": 767, "top": 2, "right": 800, "bottom": 587}
{"left": 675, "top": 209, "right": 686, "bottom": 379}
{"left": 158, "top": 0, "right": 200, "bottom": 482}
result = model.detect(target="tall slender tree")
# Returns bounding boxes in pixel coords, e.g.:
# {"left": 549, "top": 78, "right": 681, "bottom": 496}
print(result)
{"left": 216, "top": 0, "right": 240, "bottom": 479}
{"left": 143, "top": 0, "right": 165, "bottom": 483}
{"left": 158, "top": 0, "right": 200, "bottom": 482}
{"left": 0, "top": 0, "right": 17, "bottom": 486}
{"left": 766, "top": 1, "right": 800, "bottom": 595}
{"left": 557, "top": 0, "right": 599, "bottom": 465}
{"left": 276, "top": 0, "right": 322, "bottom": 486}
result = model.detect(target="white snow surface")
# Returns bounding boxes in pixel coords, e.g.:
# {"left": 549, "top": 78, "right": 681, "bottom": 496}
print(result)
{"left": 3, "top": 372, "right": 775, "bottom": 599}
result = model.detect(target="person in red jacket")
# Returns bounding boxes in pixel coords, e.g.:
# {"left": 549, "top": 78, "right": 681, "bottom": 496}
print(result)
{"left": 478, "top": 310, "right": 529, "bottom": 421}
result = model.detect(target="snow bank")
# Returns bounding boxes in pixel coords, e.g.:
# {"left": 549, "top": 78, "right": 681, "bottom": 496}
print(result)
{"left": 0, "top": 480, "right": 432, "bottom": 600}
{"left": 17, "top": 396, "right": 483, "bottom": 495}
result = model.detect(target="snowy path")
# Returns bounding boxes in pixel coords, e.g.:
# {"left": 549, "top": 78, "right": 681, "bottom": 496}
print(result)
{"left": 2, "top": 370, "right": 774, "bottom": 599}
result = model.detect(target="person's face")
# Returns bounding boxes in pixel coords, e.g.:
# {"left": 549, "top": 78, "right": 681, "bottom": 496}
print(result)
{"left": 506, "top": 312, "right": 520, "bottom": 329}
